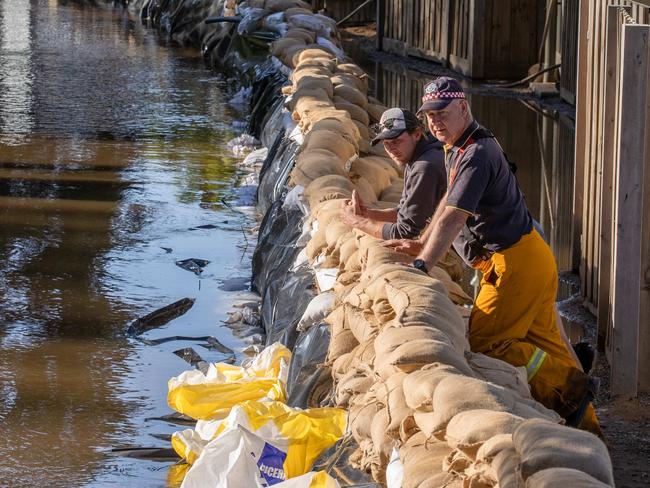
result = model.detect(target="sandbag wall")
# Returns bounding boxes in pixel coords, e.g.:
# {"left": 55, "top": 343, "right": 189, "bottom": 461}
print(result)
{"left": 121, "top": 1, "right": 615, "bottom": 486}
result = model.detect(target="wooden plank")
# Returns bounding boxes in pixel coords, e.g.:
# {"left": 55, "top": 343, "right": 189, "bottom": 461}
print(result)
{"left": 640, "top": 54, "right": 650, "bottom": 392}
{"left": 611, "top": 24, "right": 650, "bottom": 397}
{"left": 598, "top": 6, "right": 627, "bottom": 351}
{"left": 377, "top": 0, "right": 385, "bottom": 51}
{"left": 573, "top": 0, "right": 590, "bottom": 275}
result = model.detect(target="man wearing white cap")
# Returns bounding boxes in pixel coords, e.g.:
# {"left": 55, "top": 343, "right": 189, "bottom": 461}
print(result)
{"left": 385, "top": 76, "right": 601, "bottom": 435}
{"left": 340, "top": 107, "right": 445, "bottom": 240}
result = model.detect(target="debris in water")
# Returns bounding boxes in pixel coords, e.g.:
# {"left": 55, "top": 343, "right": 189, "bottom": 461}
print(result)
{"left": 146, "top": 412, "right": 195, "bottom": 425}
{"left": 193, "top": 224, "right": 219, "bottom": 230}
{"left": 107, "top": 446, "right": 179, "bottom": 461}
{"left": 175, "top": 258, "right": 210, "bottom": 275}
{"left": 161, "top": 247, "right": 173, "bottom": 253}
{"left": 139, "top": 335, "right": 234, "bottom": 356}
{"left": 126, "top": 298, "right": 195, "bottom": 336}
{"left": 173, "top": 347, "right": 210, "bottom": 374}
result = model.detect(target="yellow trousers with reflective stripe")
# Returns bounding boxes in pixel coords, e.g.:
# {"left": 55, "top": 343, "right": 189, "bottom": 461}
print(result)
{"left": 469, "top": 229, "right": 600, "bottom": 435}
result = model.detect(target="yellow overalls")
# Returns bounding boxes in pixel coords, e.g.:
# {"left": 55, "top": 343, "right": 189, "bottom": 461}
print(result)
{"left": 470, "top": 228, "right": 601, "bottom": 435}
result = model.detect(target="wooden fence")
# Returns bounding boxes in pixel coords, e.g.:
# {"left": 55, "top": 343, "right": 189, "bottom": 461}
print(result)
{"left": 377, "top": 0, "right": 545, "bottom": 79}
{"left": 575, "top": 1, "right": 650, "bottom": 396}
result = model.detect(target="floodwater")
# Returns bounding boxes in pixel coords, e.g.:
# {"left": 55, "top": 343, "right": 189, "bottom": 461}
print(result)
{"left": 0, "top": 2, "right": 254, "bottom": 487}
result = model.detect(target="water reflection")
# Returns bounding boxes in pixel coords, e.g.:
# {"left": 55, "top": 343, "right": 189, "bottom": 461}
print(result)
{"left": 0, "top": 0, "right": 34, "bottom": 140}
{"left": 0, "top": 2, "right": 246, "bottom": 486}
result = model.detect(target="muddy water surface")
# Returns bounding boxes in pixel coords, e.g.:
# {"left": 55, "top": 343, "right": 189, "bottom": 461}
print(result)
{"left": 0, "top": 2, "right": 252, "bottom": 486}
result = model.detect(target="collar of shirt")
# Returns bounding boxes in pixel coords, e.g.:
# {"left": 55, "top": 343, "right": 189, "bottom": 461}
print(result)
{"left": 444, "top": 120, "right": 479, "bottom": 152}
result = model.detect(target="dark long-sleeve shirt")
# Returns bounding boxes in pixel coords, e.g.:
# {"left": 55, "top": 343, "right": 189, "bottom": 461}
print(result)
{"left": 381, "top": 136, "right": 446, "bottom": 239}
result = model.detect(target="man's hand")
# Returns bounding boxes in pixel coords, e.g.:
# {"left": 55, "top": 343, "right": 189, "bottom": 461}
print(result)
{"left": 341, "top": 190, "right": 366, "bottom": 217}
{"left": 382, "top": 238, "right": 423, "bottom": 256}
{"left": 341, "top": 201, "right": 364, "bottom": 228}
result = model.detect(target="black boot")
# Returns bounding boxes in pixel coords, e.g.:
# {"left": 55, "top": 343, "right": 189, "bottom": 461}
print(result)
{"left": 573, "top": 341, "right": 596, "bottom": 374}
{"left": 565, "top": 376, "right": 600, "bottom": 428}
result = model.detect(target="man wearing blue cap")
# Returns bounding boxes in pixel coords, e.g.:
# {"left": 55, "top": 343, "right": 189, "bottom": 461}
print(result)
{"left": 340, "top": 107, "right": 446, "bottom": 240}
{"left": 385, "top": 77, "right": 601, "bottom": 435}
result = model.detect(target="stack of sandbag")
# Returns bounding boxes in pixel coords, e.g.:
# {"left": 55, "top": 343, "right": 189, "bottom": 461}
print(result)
{"left": 249, "top": 2, "right": 614, "bottom": 485}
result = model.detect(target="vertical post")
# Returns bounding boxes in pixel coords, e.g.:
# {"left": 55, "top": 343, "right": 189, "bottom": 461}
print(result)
{"left": 572, "top": 0, "right": 590, "bottom": 273}
{"left": 611, "top": 24, "right": 650, "bottom": 397}
{"left": 376, "top": 0, "right": 384, "bottom": 51}
{"left": 598, "top": 6, "right": 629, "bottom": 352}
{"left": 468, "top": 0, "right": 485, "bottom": 78}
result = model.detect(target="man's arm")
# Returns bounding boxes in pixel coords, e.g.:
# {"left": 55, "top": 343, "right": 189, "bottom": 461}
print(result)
{"left": 416, "top": 206, "right": 469, "bottom": 269}
{"left": 382, "top": 193, "right": 449, "bottom": 256}
{"left": 365, "top": 207, "right": 399, "bottom": 222}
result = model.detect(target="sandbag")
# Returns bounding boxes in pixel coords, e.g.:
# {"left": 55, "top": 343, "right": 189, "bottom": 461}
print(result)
{"left": 492, "top": 447, "right": 524, "bottom": 488}
{"left": 351, "top": 175, "right": 378, "bottom": 203}
{"left": 335, "top": 63, "right": 365, "bottom": 77}
{"left": 348, "top": 393, "right": 382, "bottom": 443}
{"left": 304, "top": 175, "right": 355, "bottom": 207}
{"left": 427, "top": 377, "right": 562, "bottom": 438}
{"left": 475, "top": 433, "right": 514, "bottom": 463}
{"left": 445, "top": 410, "right": 525, "bottom": 459}
{"left": 297, "top": 47, "right": 336, "bottom": 63}
{"left": 344, "top": 305, "right": 378, "bottom": 344}
{"left": 265, "top": 0, "right": 311, "bottom": 11}
{"left": 381, "top": 372, "right": 411, "bottom": 439}
{"left": 380, "top": 179, "right": 404, "bottom": 203}
{"left": 466, "top": 351, "right": 531, "bottom": 399}
{"left": 284, "top": 27, "right": 316, "bottom": 43}
{"left": 306, "top": 229, "right": 327, "bottom": 261}
{"left": 294, "top": 75, "right": 334, "bottom": 98}
{"left": 399, "top": 434, "right": 452, "bottom": 488}
{"left": 327, "top": 328, "right": 358, "bottom": 362}
{"left": 367, "top": 102, "right": 388, "bottom": 123}
{"left": 291, "top": 149, "right": 347, "bottom": 186}
{"left": 283, "top": 7, "right": 313, "bottom": 18}
{"left": 396, "top": 304, "right": 469, "bottom": 353}
{"left": 525, "top": 468, "right": 612, "bottom": 488}
{"left": 303, "top": 129, "right": 358, "bottom": 162}
{"left": 442, "top": 448, "right": 473, "bottom": 474}
{"left": 375, "top": 339, "right": 469, "bottom": 380}
{"left": 333, "top": 84, "right": 367, "bottom": 107}
{"left": 310, "top": 117, "right": 360, "bottom": 142}
{"left": 271, "top": 37, "right": 307, "bottom": 58}
{"left": 352, "top": 119, "right": 370, "bottom": 140}
{"left": 331, "top": 73, "right": 368, "bottom": 93}
{"left": 347, "top": 157, "right": 392, "bottom": 196}
{"left": 512, "top": 419, "right": 614, "bottom": 485}
{"left": 334, "top": 100, "right": 370, "bottom": 126}
{"left": 402, "top": 363, "right": 473, "bottom": 411}
{"left": 374, "top": 325, "right": 457, "bottom": 358}
{"left": 370, "top": 407, "right": 393, "bottom": 468}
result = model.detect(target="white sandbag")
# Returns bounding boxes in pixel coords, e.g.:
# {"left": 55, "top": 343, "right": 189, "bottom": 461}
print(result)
{"left": 297, "top": 291, "right": 336, "bottom": 331}
{"left": 402, "top": 363, "right": 473, "bottom": 411}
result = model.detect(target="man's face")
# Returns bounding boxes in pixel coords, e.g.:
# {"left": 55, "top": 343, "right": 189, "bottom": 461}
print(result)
{"left": 424, "top": 100, "right": 468, "bottom": 145}
{"left": 382, "top": 129, "right": 420, "bottom": 166}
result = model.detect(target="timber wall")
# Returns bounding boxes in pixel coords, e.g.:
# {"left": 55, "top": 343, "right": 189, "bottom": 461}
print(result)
{"left": 378, "top": 0, "right": 545, "bottom": 79}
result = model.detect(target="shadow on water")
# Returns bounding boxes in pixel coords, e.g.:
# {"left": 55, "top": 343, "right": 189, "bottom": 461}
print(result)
{"left": 0, "top": 2, "right": 249, "bottom": 486}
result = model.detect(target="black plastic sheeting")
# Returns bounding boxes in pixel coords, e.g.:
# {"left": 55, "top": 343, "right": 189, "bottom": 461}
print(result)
{"left": 287, "top": 322, "right": 331, "bottom": 408}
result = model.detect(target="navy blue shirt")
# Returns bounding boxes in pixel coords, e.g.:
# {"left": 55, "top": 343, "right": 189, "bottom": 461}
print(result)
{"left": 445, "top": 121, "right": 533, "bottom": 263}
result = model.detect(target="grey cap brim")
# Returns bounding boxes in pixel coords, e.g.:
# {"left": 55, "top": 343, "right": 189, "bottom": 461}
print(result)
{"left": 370, "top": 128, "right": 406, "bottom": 146}
{"left": 417, "top": 98, "right": 453, "bottom": 114}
